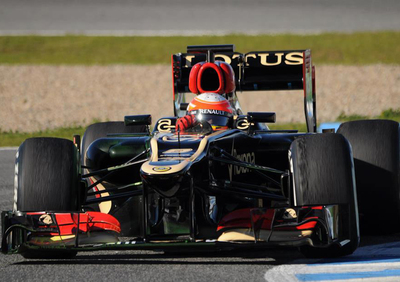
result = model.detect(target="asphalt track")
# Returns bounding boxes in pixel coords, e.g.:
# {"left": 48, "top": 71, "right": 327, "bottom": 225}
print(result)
{"left": 0, "top": 0, "right": 399, "bottom": 35}
{"left": 1, "top": 148, "right": 400, "bottom": 282}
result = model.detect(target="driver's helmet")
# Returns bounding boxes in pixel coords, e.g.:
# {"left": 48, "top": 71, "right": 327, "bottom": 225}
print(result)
{"left": 187, "top": 93, "right": 233, "bottom": 130}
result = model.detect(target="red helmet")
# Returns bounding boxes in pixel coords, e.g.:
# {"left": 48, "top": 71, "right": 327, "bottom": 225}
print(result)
{"left": 187, "top": 93, "right": 233, "bottom": 130}
{"left": 189, "top": 61, "right": 236, "bottom": 95}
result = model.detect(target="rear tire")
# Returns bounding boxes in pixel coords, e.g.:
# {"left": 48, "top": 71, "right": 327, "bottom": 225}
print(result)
{"left": 337, "top": 120, "right": 400, "bottom": 234}
{"left": 14, "top": 137, "right": 79, "bottom": 258}
{"left": 81, "top": 121, "right": 147, "bottom": 166}
{"left": 290, "top": 134, "right": 359, "bottom": 258}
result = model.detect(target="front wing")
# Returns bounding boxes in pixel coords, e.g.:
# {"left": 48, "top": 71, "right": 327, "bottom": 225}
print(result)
{"left": 1, "top": 205, "right": 350, "bottom": 256}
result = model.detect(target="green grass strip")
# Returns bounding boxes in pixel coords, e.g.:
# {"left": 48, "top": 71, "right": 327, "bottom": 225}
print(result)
{"left": 268, "top": 123, "right": 308, "bottom": 133}
{"left": 336, "top": 108, "right": 400, "bottom": 122}
{"left": 1, "top": 32, "right": 399, "bottom": 65}
{"left": 0, "top": 126, "right": 86, "bottom": 147}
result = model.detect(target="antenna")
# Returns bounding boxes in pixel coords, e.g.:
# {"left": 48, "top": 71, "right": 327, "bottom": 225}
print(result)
{"left": 178, "top": 128, "right": 181, "bottom": 151}
{"left": 207, "top": 50, "right": 214, "bottom": 63}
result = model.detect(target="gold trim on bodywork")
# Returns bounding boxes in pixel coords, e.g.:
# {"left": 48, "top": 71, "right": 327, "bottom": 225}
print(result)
{"left": 141, "top": 160, "right": 190, "bottom": 175}
{"left": 90, "top": 176, "right": 112, "bottom": 214}
{"left": 149, "top": 138, "right": 159, "bottom": 162}
{"left": 189, "top": 136, "right": 208, "bottom": 161}
{"left": 141, "top": 130, "right": 227, "bottom": 175}
{"left": 152, "top": 166, "right": 172, "bottom": 172}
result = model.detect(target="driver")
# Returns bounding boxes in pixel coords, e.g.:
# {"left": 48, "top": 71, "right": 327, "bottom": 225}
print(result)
{"left": 176, "top": 93, "right": 234, "bottom": 132}
{"left": 176, "top": 61, "right": 236, "bottom": 132}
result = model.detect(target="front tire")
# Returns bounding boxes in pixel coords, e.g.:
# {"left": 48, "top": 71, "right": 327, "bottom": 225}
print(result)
{"left": 14, "top": 137, "right": 80, "bottom": 258}
{"left": 15, "top": 138, "right": 79, "bottom": 212}
{"left": 290, "top": 134, "right": 359, "bottom": 258}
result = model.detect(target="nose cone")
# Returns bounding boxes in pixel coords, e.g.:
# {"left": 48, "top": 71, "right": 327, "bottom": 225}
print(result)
{"left": 140, "top": 160, "right": 191, "bottom": 198}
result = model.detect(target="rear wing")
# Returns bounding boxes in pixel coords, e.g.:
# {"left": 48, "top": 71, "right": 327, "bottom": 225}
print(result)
{"left": 172, "top": 45, "right": 316, "bottom": 132}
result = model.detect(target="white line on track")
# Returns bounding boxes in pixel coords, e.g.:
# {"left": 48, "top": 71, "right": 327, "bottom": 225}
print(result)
{"left": 0, "top": 147, "right": 18, "bottom": 151}
{"left": 264, "top": 241, "right": 400, "bottom": 282}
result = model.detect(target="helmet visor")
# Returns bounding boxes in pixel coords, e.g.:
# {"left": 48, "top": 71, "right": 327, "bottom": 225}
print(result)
{"left": 189, "top": 111, "right": 231, "bottom": 130}
{"left": 198, "top": 114, "right": 230, "bottom": 127}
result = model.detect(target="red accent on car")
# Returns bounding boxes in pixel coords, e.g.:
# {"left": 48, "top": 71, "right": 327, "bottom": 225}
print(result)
{"left": 175, "top": 114, "right": 197, "bottom": 131}
{"left": 301, "top": 206, "right": 324, "bottom": 210}
{"left": 218, "top": 61, "right": 236, "bottom": 93}
{"left": 217, "top": 208, "right": 275, "bottom": 232}
{"left": 171, "top": 54, "right": 177, "bottom": 100}
{"left": 275, "top": 218, "right": 318, "bottom": 231}
{"left": 27, "top": 211, "right": 121, "bottom": 236}
{"left": 88, "top": 177, "right": 101, "bottom": 199}
{"left": 197, "top": 62, "right": 225, "bottom": 94}
{"left": 189, "top": 61, "right": 236, "bottom": 95}
{"left": 217, "top": 207, "right": 321, "bottom": 233}
{"left": 188, "top": 62, "right": 204, "bottom": 94}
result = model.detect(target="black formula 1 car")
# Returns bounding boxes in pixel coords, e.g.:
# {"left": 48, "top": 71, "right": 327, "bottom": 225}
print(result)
{"left": 2, "top": 45, "right": 400, "bottom": 259}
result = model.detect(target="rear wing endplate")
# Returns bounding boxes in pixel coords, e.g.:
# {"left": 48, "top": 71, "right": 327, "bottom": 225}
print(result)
{"left": 172, "top": 46, "right": 316, "bottom": 132}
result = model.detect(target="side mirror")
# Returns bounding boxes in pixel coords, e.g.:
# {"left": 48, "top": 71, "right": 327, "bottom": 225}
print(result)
{"left": 124, "top": 115, "right": 152, "bottom": 126}
{"left": 247, "top": 112, "right": 276, "bottom": 123}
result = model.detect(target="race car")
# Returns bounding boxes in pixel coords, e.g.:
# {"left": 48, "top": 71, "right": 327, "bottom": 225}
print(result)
{"left": 2, "top": 44, "right": 399, "bottom": 259}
